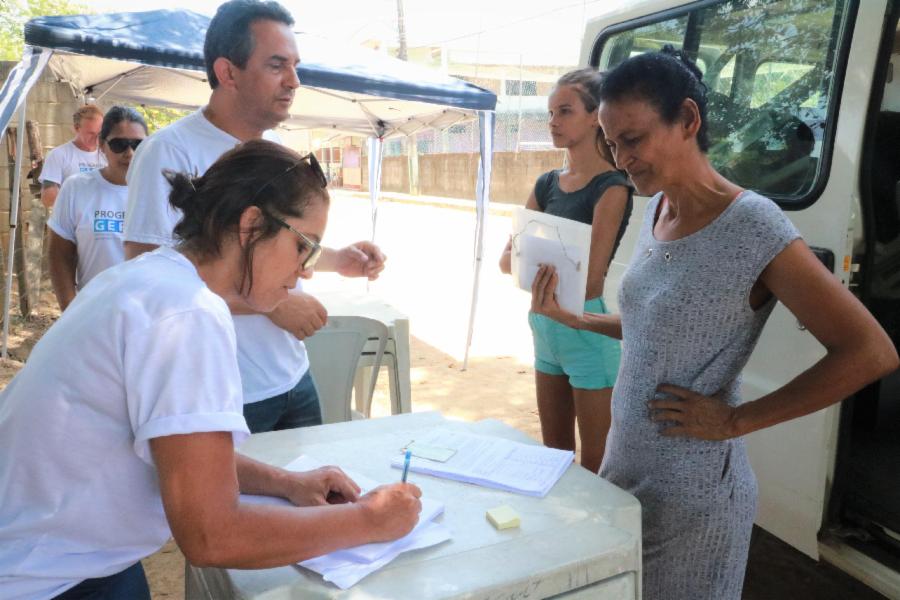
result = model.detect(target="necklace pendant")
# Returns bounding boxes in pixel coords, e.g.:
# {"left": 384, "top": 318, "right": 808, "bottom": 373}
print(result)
{"left": 664, "top": 251, "right": 672, "bottom": 263}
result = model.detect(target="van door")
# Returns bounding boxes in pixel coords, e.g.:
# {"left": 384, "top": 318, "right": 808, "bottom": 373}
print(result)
{"left": 825, "top": 2, "right": 900, "bottom": 581}
{"left": 584, "top": 0, "right": 885, "bottom": 558}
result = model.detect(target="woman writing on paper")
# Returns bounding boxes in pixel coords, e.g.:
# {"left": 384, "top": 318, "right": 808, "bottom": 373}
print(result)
{"left": 0, "top": 141, "right": 421, "bottom": 600}
{"left": 530, "top": 48, "right": 898, "bottom": 599}
{"left": 500, "top": 68, "right": 633, "bottom": 473}
{"left": 48, "top": 106, "right": 147, "bottom": 311}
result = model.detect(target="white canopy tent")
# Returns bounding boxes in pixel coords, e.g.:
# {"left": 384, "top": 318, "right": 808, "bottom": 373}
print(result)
{"left": 0, "top": 9, "right": 497, "bottom": 367}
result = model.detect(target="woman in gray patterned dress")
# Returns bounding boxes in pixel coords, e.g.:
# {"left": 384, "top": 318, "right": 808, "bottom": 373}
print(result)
{"left": 530, "top": 48, "right": 898, "bottom": 599}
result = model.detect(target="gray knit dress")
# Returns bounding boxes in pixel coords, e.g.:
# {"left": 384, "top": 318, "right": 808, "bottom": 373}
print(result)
{"left": 599, "top": 191, "right": 800, "bottom": 599}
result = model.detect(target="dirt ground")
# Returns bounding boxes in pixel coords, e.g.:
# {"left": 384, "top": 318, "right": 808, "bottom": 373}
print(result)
{"left": 0, "top": 194, "right": 886, "bottom": 599}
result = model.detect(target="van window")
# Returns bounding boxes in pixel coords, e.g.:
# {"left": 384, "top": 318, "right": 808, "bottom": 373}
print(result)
{"left": 594, "top": 0, "right": 851, "bottom": 205}
{"left": 751, "top": 62, "right": 816, "bottom": 108}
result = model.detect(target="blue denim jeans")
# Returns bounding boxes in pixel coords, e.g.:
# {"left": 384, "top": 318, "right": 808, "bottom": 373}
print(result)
{"left": 54, "top": 562, "right": 150, "bottom": 600}
{"left": 243, "top": 370, "right": 323, "bottom": 433}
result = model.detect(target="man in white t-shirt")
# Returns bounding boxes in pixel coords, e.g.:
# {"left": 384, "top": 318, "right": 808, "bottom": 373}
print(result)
{"left": 39, "top": 104, "right": 107, "bottom": 208}
{"left": 125, "top": 0, "right": 386, "bottom": 433}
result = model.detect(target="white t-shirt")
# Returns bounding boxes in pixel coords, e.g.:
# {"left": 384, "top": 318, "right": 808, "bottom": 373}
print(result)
{"left": 0, "top": 247, "right": 249, "bottom": 600}
{"left": 125, "top": 109, "right": 308, "bottom": 403}
{"left": 38, "top": 140, "right": 106, "bottom": 186}
{"left": 47, "top": 170, "right": 127, "bottom": 289}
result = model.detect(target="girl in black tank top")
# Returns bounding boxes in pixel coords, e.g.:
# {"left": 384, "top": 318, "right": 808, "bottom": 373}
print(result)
{"left": 499, "top": 68, "right": 632, "bottom": 474}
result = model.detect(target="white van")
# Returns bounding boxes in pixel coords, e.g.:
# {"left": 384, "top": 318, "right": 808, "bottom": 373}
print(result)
{"left": 581, "top": 0, "right": 900, "bottom": 596}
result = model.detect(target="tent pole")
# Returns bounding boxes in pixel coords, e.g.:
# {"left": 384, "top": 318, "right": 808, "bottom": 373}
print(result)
{"left": 368, "top": 136, "right": 384, "bottom": 243}
{"left": 462, "top": 111, "right": 493, "bottom": 371}
{"left": 366, "top": 136, "right": 384, "bottom": 295}
{"left": 2, "top": 102, "right": 27, "bottom": 359}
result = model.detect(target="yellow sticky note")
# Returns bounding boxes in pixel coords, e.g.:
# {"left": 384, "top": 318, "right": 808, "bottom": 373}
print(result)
{"left": 486, "top": 505, "right": 520, "bottom": 530}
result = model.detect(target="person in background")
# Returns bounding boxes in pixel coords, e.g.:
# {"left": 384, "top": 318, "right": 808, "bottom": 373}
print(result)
{"left": 124, "top": 0, "right": 385, "bottom": 433}
{"left": 48, "top": 106, "right": 147, "bottom": 310}
{"left": 0, "top": 140, "right": 421, "bottom": 600}
{"left": 530, "top": 47, "right": 899, "bottom": 599}
{"left": 39, "top": 104, "right": 106, "bottom": 209}
{"left": 500, "top": 68, "right": 633, "bottom": 473}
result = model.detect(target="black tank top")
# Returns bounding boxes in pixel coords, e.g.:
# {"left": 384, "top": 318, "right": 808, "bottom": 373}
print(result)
{"left": 534, "top": 169, "right": 633, "bottom": 263}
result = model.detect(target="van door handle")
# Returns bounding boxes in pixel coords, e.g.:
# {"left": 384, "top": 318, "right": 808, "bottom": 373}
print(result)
{"left": 810, "top": 247, "right": 835, "bottom": 273}
{"left": 795, "top": 247, "right": 837, "bottom": 331}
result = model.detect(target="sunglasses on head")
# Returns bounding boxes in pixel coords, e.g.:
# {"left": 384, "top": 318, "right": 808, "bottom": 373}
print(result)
{"left": 106, "top": 138, "right": 142, "bottom": 153}
{"left": 249, "top": 153, "right": 327, "bottom": 206}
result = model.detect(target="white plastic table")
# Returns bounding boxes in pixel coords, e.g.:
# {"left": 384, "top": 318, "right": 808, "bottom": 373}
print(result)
{"left": 185, "top": 412, "right": 642, "bottom": 599}
{"left": 315, "top": 289, "right": 411, "bottom": 415}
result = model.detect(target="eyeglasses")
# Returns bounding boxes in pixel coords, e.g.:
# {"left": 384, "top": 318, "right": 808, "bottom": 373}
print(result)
{"left": 249, "top": 153, "right": 327, "bottom": 207}
{"left": 249, "top": 153, "right": 327, "bottom": 270}
{"left": 106, "top": 138, "right": 142, "bottom": 153}
{"left": 263, "top": 211, "right": 323, "bottom": 271}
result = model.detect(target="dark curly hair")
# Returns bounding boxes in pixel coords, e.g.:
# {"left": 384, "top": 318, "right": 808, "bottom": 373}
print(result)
{"left": 99, "top": 106, "right": 147, "bottom": 141}
{"left": 599, "top": 45, "right": 710, "bottom": 152}
{"left": 164, "top": 139, "right": 328, "bottom": 294}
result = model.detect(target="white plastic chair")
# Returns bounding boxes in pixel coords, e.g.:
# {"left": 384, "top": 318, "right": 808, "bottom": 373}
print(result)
{"left": 353, "top": 346, "right": 402, "bottom": 416}
{"left": 304, "top": 316, "right": 389, "bottom": 424}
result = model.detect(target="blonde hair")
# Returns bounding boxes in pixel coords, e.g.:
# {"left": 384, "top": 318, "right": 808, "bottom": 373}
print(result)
{"left": 73, "top": 104, "right": 103, "bottom": 127}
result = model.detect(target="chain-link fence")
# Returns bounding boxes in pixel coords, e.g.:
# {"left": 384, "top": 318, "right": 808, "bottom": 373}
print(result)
{"left": 383, "top": 65, "right": 576, "bottom": 157}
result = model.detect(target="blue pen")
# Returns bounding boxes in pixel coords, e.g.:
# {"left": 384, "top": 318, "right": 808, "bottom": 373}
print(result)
{"left": 401, "top": 449, "right": 412, "bottom": 483}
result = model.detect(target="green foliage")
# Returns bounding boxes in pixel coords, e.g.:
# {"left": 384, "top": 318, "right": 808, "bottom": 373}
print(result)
{"left": 0, "top": 0, "right": 89, "bottom": 61}
{"left": 134, "top": 105, "right": 191, "bottom": 134}
{"left": 0, "top": 0, "right": 186, "bottom": 135}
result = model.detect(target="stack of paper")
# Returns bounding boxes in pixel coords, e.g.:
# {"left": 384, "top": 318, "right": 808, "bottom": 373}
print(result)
{"left": 240, "top": 455, "right": 450, "bottom": 589}
{"left": 300, "top": 520, "right": 449, "bottom": 589}
{"left": 390, "top": 429, "right": 573, "bottom": 497}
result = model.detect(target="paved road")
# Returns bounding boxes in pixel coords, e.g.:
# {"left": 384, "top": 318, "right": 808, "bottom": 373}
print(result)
{"left": 307, "top": 191, "right": 535, "bottom": 364}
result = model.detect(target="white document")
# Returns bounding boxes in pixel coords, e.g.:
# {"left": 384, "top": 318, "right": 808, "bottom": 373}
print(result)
{"left": 390, "top": 429, "right": 574, "bottom": 497}
{"left": 328, "top": 497, "right": 444, "bottom": 564}
{"left": 239, "top": 454, "right": 450, "bottom": 588}
{"left": 301, "top": 521, "right": 452, "bottom": 590}
{"left": 512, "top": 207, "right": 592, "bottom": 316}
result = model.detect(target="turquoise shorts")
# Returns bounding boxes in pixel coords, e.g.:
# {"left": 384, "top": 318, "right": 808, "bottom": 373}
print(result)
{"left": 528, "top": 297, "right": 621, "bottom": 390}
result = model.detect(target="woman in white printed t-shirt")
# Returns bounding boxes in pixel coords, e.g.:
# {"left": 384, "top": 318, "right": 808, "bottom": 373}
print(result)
{"left": 48, "top": 106, "right": 148, "bottom": 311}
{"left": 0, "top": 140, "right": 422, "bottom": 600}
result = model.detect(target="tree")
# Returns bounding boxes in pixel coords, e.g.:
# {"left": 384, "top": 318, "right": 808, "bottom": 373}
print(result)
{"left": 134, "top": 105, "right": 191, "bottom": 134}
{"left": 0, "top": 1, "right": 188, "bottom": 133}
{"left": 0, "top": 0, "right": 88, "bottom": 61}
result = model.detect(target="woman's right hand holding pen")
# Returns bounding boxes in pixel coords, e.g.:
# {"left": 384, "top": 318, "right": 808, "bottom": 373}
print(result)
{"left": 357, "top": 483, "right": 422, "bottom": 542}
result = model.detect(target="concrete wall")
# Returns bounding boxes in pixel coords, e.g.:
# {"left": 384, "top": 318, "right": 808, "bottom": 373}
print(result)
{"left": 0, "top": 61, "right": 103, "bottom": 233}
{"left": 419, "top": 153, "right": 478, "bottom": 199}
{"left": 379, "top": 156, "right": 409, "bottom": 193}
{"left": 490, "top": 151, "right": 565, "bottom": 204}
{"left": 365, "top": 150, "right": 565, "bottom": 205}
